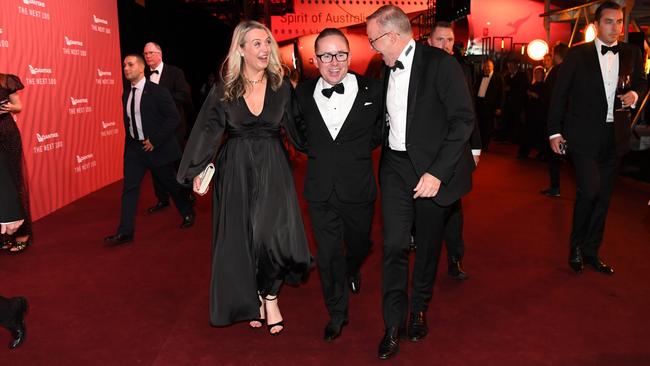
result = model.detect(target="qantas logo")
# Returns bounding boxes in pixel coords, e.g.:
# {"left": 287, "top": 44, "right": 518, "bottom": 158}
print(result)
{"left": 35, "top": 132, "right": 59, "bottom": 143}
{"left": 23, "top": 0, "right": 46, "bottom": 7}
{"left": 28, "top": 65, "right": 52, "bottom": 75}
{"left": 70, "top": 97, "right": 88, "bottom": 106}
{"left": 64, "top": 36, "right": 83, "bottom": 47}
{"left": 76, "top": 154, "right": 94, "bottom": 164}
{"left": 97, "top": 69, "right": 112, "bottom": 77}
{"left": 101, "top": 121, "right": 116, "bottom": 129}
{"left": 93, "top": 15, "right": 108, "bottom": 24}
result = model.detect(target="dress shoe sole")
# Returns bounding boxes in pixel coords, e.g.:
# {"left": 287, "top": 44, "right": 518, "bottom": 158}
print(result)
{"left": 378, "top": 348, "right": 399, "bottom": 360}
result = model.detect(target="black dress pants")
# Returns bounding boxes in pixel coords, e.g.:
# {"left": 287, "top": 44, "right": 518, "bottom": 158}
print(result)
{"left": 308, "top": 192, "right": 374, "bottom": 324}
{"left": 380, "top": 150, "right": 452, "bottom": 327}
{"left": 443, "top": 199, "right": 465, "bottom": 262}
{"left": 0, "top": 296, "right": 17, "bottom": 329}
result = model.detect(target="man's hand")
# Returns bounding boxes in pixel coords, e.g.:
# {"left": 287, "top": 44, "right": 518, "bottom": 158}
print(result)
{"left": 619, "top": 91, "right": 637, "bottom": 108}
{"left": 413, "top": 173, "right": 441, "bottom": 199}
{"left": 142, "top": 139, "right": 154, "bottom": 152}
{"left": 1, "top": 220, "right": 24, "bottom": 235}
{"left": 550, "top": 135, "right": 566, "bottom": 155}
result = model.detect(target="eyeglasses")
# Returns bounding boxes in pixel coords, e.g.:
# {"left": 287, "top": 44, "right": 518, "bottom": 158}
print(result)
{"left": 316, "top": 52, "right": 349, "bottom": 63}
{"left": 143, "top": 51, "right": 161, "bottom": 55}
{"left": 369, "top": 32, "right": 391, "bottom": 49}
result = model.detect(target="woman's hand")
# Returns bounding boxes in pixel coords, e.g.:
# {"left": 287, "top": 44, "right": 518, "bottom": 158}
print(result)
{"left": 193, "top": 175, "right": 208, "bottom": 195}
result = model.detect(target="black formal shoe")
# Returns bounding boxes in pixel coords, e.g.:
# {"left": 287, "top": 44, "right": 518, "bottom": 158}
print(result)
{"left": 448, "top": 257, "right": 468, "bottom": 280}
{"left": 348, "top": 272, "right": 361, "bottom": 294}
{"left": 8, "top": 297, "right": 28, "bottom": 349}
{"left": 584, "top": 256, "right": 615, "bottom": 275}
{"left": 540, "top": 187, "right": 560, "bottom": 197}
{"left": 180, "top": 213, "right": 195, "bottom": 229}
{"left": 147, "top": 201, "right": 170, "bottom": 213}
{"left": 378, "top": 327, "right": 400, "bottom": 360}
{"left": 323, "top": 320, "right": 348, "bottom": 342}
{"left": 104, "top": 233, "right": 133, "bottom": 246}
{"left": 569, "top": 247, "right": 583, "bottom": 274}
{"left": 407, "top": 311, "right": 428, "bottom": 342}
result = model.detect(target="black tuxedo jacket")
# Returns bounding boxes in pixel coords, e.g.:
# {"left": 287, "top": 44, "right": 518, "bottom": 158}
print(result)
{"left": 475, "top": 72, "right": 504, "bottom": 117}
{"left": 147, "top": 64, "right": 192, "bottom": 135}
{"left": 459, "top": 62, "right": 482, "bottom": 150}
{"left": 122, "top": 80, "right": 181, "bottom": 166}
{"left": 0, "top": 151, "right": 22, "bottom": 222}
{"left": 548, "top": 41, "right": 647, "bottom": 156}
{"left": 381, "top": 43, "right": 475, "bottom": 206}
{"left": 295, "top": 74, "right": 383, "bottom": 203}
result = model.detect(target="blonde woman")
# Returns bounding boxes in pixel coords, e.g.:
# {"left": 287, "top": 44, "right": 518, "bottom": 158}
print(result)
{"left": 178, "top": 20, "right": 310, "bottom": 335}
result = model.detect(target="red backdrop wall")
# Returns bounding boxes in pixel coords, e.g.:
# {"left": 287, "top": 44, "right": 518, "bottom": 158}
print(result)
{"left": 0, "top": 0, "right": 124, "bottom": 220}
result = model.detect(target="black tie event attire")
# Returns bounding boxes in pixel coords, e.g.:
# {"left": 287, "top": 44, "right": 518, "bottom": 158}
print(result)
{"left": 146, "top": 62, "right": 194, "bottom": 211}
{"left": 547, "top": 39, "right": 646, "bottom": 272}
{"left": 113, "top": 78, "right": 194, "bottom": 238}
{"left": 294, "top": 73, "right": 383, "bottom": 336}
{"left": 541, "top": 63, "right": 563, "bottom": 195}
{"left": 379, "top": 40, "right": 475, "bottom": 342}
{"left": 475, "top": 70, "right": 504, "bottom": 151}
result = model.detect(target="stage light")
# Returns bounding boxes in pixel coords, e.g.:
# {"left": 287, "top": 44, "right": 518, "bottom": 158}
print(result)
{"left": 527, "top": 39, "right": 548, "bottom": 61}
{"left": 585, "top": 24, "right": 596, "bottom": 42}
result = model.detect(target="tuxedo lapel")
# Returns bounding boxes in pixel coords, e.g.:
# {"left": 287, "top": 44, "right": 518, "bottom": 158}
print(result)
{"left": 308, "top": 80, "right": 334, "bottom": 142}
{"left": 586, "top": 43, "right": 608, "bottom": 104}
{"left": 405, "top": 44, "right": 422, "bottom": 140}
{"left": 335, "top": 75, "right": 365, "bottom": 140}
{"left": 618, "top": 43, "right": 632, "bottom": 77}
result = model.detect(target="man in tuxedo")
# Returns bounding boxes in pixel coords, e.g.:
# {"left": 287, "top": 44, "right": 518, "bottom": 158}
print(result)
{"left": 104, "top": 54, "right": 195, "bottom": 245}
{"left": 143, "top": 42, "right": 194, "bottom": 214}
{"left": 428, "top": 21, "right": 481, "bottom": 280}
{"left": 548, "top": 1, "right": 646, "bottom": 275}
{"left": 0, "top": 151, "right": 28, "bottom": 349}
{"left": 366, "top": 6, "right": 475, "bottom": 359}
{"left": 294, "top": 28, "right": 383, "bottom": 342}
{"left": 475, "top": 59, "right": 504, "bottom": 151}
{"left": 503, "top": 59, "right": 529, "bottom": 147}
{"left": 540, "top": 42, "right": 568, "bottom": 198}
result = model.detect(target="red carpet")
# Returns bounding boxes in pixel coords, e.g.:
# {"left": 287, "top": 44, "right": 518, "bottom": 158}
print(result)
{"left": 1, "top": 144, "right": 649, "bottom": 365}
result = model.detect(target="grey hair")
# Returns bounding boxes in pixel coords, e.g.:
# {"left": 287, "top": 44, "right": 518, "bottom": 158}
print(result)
{"left": 367, "top": 5, "right": 412, "bottom": 37}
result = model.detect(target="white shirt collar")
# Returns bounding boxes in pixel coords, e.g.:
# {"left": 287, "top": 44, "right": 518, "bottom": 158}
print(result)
{"left": 394, "top": 39, "right": 416, "bottom": 72}
{"left": 594, "top": 37, "right": 618, "bottom": 53}
{"left": 131, "top": 77, "right": 146, "bottom": 89}
{"left": 151, "top": 61, "right": 164, "bottom": 74}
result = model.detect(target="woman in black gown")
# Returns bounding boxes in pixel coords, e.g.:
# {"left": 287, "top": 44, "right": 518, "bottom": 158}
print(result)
{"left": 0, "top": 73, "right": 31, "bottom": 254}
{"left": 177, "top": 21, "right": 310, "bottom": 335}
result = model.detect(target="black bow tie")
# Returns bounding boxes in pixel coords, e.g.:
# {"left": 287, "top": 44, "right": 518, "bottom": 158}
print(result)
{"left": 601, "top": 44, "right": 620, "bottom": 55}
{"left": 390, "top": 60, "right": 404, "bottom": 72}
{"left": 322, "top": 83, "right": 344, "bottom": 98}
{"left": 150, "top": 69, "right": 159, "bottom": 74}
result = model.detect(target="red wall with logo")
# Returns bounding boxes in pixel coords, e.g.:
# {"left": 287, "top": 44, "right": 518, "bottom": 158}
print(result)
{"left": 0, "top": 0, "right": 124, "bottom": 220}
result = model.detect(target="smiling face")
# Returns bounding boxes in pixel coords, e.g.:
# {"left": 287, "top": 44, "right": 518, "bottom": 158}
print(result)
{"left": 240, "top": 28, "right": 271, "bottom": 74}
{"left": 595, "top": 8, "right": 624, "bottom": 45}
{"left": 366, "top": 19, "right": 400, "bottom": 66}
{"left": 315, "top": 35, "right": 350, "bottom": 85}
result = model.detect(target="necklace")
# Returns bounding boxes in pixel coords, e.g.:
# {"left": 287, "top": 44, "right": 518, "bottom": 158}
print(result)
{"left": 244, "top": 74, "right": 265, "bottom": 85}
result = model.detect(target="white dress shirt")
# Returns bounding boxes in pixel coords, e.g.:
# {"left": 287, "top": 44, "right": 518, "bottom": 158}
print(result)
{"left": 477, "top": 71, "right": 493, "bottom": 98}
{"left": 386, "top": 39, "right": 416, "bottom": 151}
{"left": 313, "top": 73, "right": 358, "bottom": 140}
{"left": 149, "top": 62, "right": 163, "bottom": 84}
{"left": 594, "top": 37, "right": 619, "bottom": 123}
{"left": 126, "top": 77, "right": 146, "bottom": 140}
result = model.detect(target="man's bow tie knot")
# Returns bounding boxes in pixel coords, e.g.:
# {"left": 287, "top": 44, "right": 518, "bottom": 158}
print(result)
{"left": 150, "top": 69, "right": 160, "bottom": 74}
{"left": 322, "top": 83, "right": 344, "bottom": 98}
{"left": 601, "top": 44, "right": 620, "bottom": 55}
{"left": 390, "top": 60, "right": 404, "bottom": 72}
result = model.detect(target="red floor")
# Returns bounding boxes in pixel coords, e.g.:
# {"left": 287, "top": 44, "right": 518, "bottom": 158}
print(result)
{"left": 1, "top": 144, "right": 649, "bottom": 365}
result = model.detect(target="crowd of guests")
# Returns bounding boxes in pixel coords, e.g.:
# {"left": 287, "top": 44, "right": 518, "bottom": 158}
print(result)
{"left": 1, "top": 1, "right": 645, "bottom": 359}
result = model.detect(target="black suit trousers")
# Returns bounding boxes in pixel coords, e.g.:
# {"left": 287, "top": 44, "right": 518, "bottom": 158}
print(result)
{"left": 0, "top": 296, "right": 17, "bottom": 329}
{"left": 443, "top": 199, "right": 464, "bottom": 261}
{"left": 380, "top": 150, "right": 451, "bottom": 327}
{"left": 308, "top": 192, "right": 374, "bottom": 323}
{"left": 118, "top": 139, "right": 193, "bottom": 235}
{"left": 151, "top": 134, "right": 188, "bottom": 203}
{"left": 569, "top": 124, "right": 618, "bottom": 257}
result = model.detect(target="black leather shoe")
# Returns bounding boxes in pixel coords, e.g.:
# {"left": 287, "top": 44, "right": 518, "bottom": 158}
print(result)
{"left": 104, "top": 233, "right": 133, "bottom": 246}
{"left": 569, "top": 247, "right": 583, "bottom": 274}
{"left": 323, "top": 320, "right": 348, "bottom": 342}
{"left": 147, "top": 201, "right": 170, "bottom": 213}
{"left": 8, "top": 297, "right": 27, "bottom": 349}
{"left": 378, "top": 327, "right": 400, "bottom": 360}
{"left": 407, "top": 311, "right": 428, "bottom": 342}
{"left": 180, "top": 213, "right": 195, "bottom": 229}
{"left": 348, "top": 272, "right": 361, "bottom": 294}
{"left": 448, "top": 257, "right": 468, "bottom": 280}
{"left": 584, "top": 256, "right": 615, "bottom": 275}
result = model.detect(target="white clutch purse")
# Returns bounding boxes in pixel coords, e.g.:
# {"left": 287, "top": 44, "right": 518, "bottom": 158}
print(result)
{"left": 197, "top": 163, "right": 215, "bottom": 195}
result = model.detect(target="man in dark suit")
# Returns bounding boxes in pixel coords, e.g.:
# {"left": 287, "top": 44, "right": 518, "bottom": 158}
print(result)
{"left": 0, "top": 151, "right": 28, "bottom": 349}
{"left": 540, "top": 42, "right": 568, "bottom": 198}
{"left": 367, "top": 6, "right": 475, "bottom": 359}
{"left": 143, "top": 42, "right": 194, "bottom": 214}
{"left": 475, "top": 58, "right": 504, "bottom": 151}
{"left": 548, "top": 1, "right": 646, "bottom": 275}
{"left": 428, "top": 21, "right": 481, "bottom": 280}
{"left": 104, "top": 54, "right": 195, "bottom": 245}
{"left": 503, "top": 59, "right": 529, "bottom": 147}
{"left": 294, "top": 28, "right": 383, "bottom": 342}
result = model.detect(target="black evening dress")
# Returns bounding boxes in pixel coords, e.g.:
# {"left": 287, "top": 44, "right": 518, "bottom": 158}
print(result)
{"left": 178, "top": 79, "right": 311, "bottom": 326}
{"left": 0, "top": 74, "right": 31, "bottom": 239}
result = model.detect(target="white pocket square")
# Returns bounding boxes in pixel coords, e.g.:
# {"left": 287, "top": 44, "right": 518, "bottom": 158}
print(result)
{"left": 364, "top": 102, "right": 373, "bottom": 106}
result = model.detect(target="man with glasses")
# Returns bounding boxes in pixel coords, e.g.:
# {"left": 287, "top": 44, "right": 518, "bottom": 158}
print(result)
{"left": 293, "top": 28, "right": 383, "bottom": 342}
{"left": 366, "top": 6, "right": 475, "bottom": 359}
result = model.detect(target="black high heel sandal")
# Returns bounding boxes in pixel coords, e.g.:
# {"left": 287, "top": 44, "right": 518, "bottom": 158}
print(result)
{"left": 264, "top": 295, "right": 284, "bottom": 336}
{"left": 249, "top": 296, "right": 266, "bottom": 329}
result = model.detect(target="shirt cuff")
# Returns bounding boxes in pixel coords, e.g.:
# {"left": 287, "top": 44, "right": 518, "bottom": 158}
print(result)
{"left": 472, "top": 149, "right": 481, "bottom": 156}
{"left": 549, "top": 133, "right": 562, "bottom": 140}
{"left": 631, "top": 91, "right": 639, "bottom": 108}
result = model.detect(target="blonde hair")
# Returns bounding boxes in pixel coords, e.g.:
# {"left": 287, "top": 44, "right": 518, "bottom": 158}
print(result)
{"left": 221, "top": 20, "right": 284, "bottom": 102}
